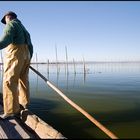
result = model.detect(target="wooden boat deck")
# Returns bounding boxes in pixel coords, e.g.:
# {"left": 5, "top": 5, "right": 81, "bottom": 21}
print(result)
{"left": 0, "top": 95, "right": 66, "bottom": 139}
{"left": 0, "top": 104, "right": 39, "bottom": 139}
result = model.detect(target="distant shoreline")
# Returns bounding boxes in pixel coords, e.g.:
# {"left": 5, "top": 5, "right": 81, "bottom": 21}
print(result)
{"left": 31, "top": 61, "right": 140, "bottom": 65}
{"left": 0, "top": 61, "right": 140, "bottom": 65}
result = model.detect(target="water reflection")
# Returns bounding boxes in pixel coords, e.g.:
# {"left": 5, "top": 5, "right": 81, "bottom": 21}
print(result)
{"left": 31, "top": 62, "right": 139, "bottom": 87}
{"left": 29, "top": 62, "right": 140, "bottom": 138}
{"left": 1, "top": 62, "right": 140, "bottom": 138}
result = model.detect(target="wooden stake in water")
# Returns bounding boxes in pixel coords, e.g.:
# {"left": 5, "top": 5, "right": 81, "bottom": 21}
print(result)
{"left": 83, "top": 56, "right": 86, "bottom": 74}
{"left": 73, "top": 58, "right": 76, "bottom": 74}
{"left": 0, "top": 51, "right": 3, "bottom": 70}
{"left": 55, "top": 44, "right": 59, "bottom": 74}
{"left": 36, "top": 53, "right": 38, "bottom": 70}
{"left": 65, "top": 46, "right": 68, "bottom": 75}
{"left": 47, "top": 59, "right": 49, "bottom": 75}
{"left": 83, "top": 56, "right": 86, "bottom": 83}
{"left": 0, "top": 51, "right": 3, "bottom": 90}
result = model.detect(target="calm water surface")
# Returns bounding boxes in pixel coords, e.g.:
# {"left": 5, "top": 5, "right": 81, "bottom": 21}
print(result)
{"left": 1, "top": 62, "right": 140, "bottom": 138}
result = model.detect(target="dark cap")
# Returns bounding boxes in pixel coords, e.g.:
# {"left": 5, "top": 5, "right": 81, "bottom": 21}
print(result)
{"left": 1, "top": 11, "right": 17, "bottom": 24}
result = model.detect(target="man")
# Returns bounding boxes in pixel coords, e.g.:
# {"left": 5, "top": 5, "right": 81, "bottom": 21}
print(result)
{"left": 0, "top": 11, "right": 33, "bottom": 119}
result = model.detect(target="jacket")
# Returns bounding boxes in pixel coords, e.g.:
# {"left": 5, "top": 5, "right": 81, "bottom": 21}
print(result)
{"left": 0, "top": 19, "right": 33, "bottom": 58}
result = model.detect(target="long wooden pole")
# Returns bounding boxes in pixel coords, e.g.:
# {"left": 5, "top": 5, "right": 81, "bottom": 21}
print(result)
{"left": 29, "top": 66, "right": 118, "bottom": 139}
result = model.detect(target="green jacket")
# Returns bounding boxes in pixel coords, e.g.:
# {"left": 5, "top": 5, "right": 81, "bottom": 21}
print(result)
{"left": 0, "top": 19, "right": 33, "bottom": 58}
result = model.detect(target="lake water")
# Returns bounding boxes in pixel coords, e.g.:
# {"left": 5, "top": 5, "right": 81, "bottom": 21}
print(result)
{"left": 0, "top": 62, "right": 140, "bottom": 138}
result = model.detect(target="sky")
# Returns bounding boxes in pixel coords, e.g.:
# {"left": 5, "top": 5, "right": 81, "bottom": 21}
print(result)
{"left": 0, "top": 1, "right": 140, "bottom": 62}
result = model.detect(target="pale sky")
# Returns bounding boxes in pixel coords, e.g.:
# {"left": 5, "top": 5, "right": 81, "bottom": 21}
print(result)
{"left": 0, "top": 1, "right": 140, "bottom": 62}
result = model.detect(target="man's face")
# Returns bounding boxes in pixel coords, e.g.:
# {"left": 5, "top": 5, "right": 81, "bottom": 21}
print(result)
{"left": 5, "top": 15, "right": 13, "bottom": 24}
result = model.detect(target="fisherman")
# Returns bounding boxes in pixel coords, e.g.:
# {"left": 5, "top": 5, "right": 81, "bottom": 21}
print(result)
{"left": 0, "top": 11, "right": 33, "bottom": 119}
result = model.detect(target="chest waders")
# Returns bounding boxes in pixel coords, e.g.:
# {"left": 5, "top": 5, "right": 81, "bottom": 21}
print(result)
{"left": 3, "top": 44, "right": 30, "bottom": 114}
